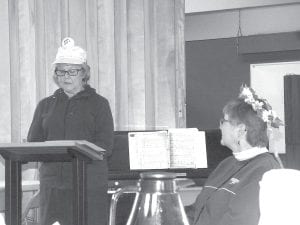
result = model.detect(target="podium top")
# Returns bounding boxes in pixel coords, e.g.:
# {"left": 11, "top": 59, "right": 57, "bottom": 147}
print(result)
{"left": 0, "top": 140, "right": 105, "bottom": 162}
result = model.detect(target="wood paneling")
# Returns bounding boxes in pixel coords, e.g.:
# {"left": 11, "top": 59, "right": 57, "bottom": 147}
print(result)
{"left": 19, "top": 0, "right": 36, "bottom": 141}
{"left": 0, "top": 0, "right": 11, "bottom": 143}
{"left": 69, "top": 0, "right": 86, "bottom": 47}
{"left": 35, "top": 0, "right": 47, "bottom": 101}
{"left": 155, "top": 0, "right": 175, "bottom": 128}
{"left": 115, "top": 0, "right": 185, "bottom": 130}
{"left": 85, "top": 0, "right": 99, "bottom": 91}
{"left": 3, "top": 0, "right": 186, "bottom": 142}
{"left": 127, "top": 0, "right": 146, "bottom": 129}
{"left": 97, "top": 0, "right": 116, "bottom": 123}
{"left": 0, "top": 0, "right": 10, "bottom": 180}
{"left": 175, "top": 0, "right": 186, "bottom": 128}
{"left": 8, "top": 0, "right": 21, "bottom": 142}
{"left": 44, "top": 0, "right": 62, "bottom": 96}
{"left": 114, "top": 0, "right": 129, "bottom": 130}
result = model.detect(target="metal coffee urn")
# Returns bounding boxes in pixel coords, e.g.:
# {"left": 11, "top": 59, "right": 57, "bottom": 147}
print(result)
{"left": 109, "top": 172, "right": 190, "bottom": 225}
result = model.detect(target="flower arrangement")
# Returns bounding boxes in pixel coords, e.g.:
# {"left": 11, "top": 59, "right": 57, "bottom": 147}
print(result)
{"left": 238, "top": 85, "right": 284, "bottom": 128}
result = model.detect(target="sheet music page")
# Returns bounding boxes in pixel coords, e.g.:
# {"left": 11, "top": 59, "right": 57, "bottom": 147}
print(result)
{"left": 168, "top": 128, "right": 207, "bottom": 168}
{"left": 128, "top": 131, "right": 170, "bottom": 170}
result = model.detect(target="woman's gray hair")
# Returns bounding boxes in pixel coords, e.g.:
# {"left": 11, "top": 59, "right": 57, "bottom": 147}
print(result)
{"left": 52, "top": 63, "right": 90, "bottom": 86}
{"left": 223, "top": 98, "right": 269, "bottom": 147}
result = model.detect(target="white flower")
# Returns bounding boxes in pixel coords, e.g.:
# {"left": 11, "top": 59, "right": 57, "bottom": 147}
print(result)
{"left": 240, "top": 87, "right": 253, "bottom": 98}
{"left": 238, "top": 85, "right": 282, "bottom": 128}
{"left": 240, "top": 87, "right": 264, "bottom": 111}
{"left": 240, "top": 87, "right": 257, "bottom": 105}
{"left": 252, "top": 100, "right": 264, "bottom": 111}
{"left": 262, "top": 110, "right": 271, "bottom": 122}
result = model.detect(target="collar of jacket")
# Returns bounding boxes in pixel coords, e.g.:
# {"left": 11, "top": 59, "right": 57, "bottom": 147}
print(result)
{"left": 54, "top": 85, "right": 96, "bottom": 99}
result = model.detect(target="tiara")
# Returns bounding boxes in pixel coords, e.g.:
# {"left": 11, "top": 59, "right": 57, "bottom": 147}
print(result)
{"left": 238, "top": 85, "right": 283, "bottom": 128}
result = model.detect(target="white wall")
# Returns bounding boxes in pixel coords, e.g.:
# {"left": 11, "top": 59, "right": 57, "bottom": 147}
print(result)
{"left": 185, "top": 0, "right": 300, "bottom": 13}
{"left": 185, "top": 4, "right": 300, "bottom": 41}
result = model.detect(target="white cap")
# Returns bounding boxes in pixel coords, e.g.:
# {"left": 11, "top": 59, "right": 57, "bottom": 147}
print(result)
{"left": 52, "top": 37, "right": 87, "bottom": 64}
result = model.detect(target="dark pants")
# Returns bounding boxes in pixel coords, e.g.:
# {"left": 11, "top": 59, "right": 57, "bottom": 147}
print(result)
{"left": 39, "top": 161, "right": 108, "bottom": 225}
{"left": 39, "top": 186, "right": 108, "bottom": 225}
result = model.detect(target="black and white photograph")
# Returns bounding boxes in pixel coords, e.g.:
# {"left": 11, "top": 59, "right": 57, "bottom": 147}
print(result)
{"left": 0, "top": 1, "right": 300, "bottom": 225}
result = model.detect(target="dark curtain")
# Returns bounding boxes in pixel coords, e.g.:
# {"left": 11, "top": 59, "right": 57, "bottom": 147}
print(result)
{"left": 284, "top": 74, "right": 300, "bottom": 169}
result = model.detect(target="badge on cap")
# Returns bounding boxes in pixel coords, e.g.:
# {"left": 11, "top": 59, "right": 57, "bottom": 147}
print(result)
{"left": 62, "top": 37, "right": 75, "bottom": 49}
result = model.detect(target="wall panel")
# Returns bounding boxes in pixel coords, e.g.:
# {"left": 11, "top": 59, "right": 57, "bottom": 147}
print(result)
{"left": 0, "top": 0, "right": 10, "bottom": 180}
{"left": 85, "top": 0, "right": 99, "bottom": 91}
{"left": 8, "top": 0, "right": 22, "bottom": 142}
{"left": 69, "top": 0, "right": 86, "bottom": 47}
{"left": 0, "top": 0, "right": 11, "bottom": 144}
{"left": 97, "top": 0, "right": 116, "bottom": 122}
{"left": 127, "top": 0, "right": 146, "bottom": 129}
{"left": 154, "top": 0, "right": 176, "bottom": 128}
{"left": 44, "top": 0, "right": 62, "bottom": 96}
{"left": 19, "top": 0, "right": 36, "bottom": 141}
{"left": 114, "top": 0, "right": 129, "bottom": 130}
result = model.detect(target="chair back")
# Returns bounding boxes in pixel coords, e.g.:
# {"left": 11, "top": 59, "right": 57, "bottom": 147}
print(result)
{"left": 259, "top": 169, "right": 300, "bottom": 225}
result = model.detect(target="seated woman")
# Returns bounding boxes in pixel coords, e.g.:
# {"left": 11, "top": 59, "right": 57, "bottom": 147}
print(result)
{"left": 186, "top": 85, "right": 283, "bottom": 225}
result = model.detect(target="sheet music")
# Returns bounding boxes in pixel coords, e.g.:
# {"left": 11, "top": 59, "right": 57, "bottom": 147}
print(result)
{"left": 128, "top": 129, "right": 207, "bottom": 170}
{"left": 128, "top": 131, "right": 170, "bottom": 169}
{"left": 168, "top": 128, "right": 207, "bottom": 168}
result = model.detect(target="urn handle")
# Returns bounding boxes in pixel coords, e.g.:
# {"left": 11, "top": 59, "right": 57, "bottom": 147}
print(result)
{"left": 109, "top": 186, "right": 140, "bottom": 225}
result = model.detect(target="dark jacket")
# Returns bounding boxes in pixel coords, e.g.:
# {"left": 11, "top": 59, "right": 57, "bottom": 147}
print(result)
{"left": 186, "top": 153, "right": 280, "bottom": 225}
{"left": 27, "top": 85, "right": 114, "bottom": 189}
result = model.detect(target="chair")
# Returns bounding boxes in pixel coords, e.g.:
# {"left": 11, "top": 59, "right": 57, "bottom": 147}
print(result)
{"left": 22, "top": 190, "right": 40, "bottom": 225}
{"left": 21, "top": 164, "right": 40, "bottom": 225}
{"left": 258, "top": 169, "right": 300, "bottom": 225}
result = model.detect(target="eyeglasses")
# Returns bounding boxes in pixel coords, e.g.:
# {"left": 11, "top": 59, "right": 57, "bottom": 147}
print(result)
{"left": 219, "top": 118, "right": 230, "bottom": 125}
{"left": 55, "top": 68, "right": 83, "bottom": 77}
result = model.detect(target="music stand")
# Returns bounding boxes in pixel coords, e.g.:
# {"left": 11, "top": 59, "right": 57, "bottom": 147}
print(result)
{"left": 0, "top": 140, "right": 105, "bottom": 225}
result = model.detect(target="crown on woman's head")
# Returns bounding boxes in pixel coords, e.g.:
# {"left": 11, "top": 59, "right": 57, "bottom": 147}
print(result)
{"left": 238, "top": 84, "right": 283, "bottom": 128}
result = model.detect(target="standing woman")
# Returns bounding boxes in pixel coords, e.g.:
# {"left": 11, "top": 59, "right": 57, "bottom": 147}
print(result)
{"left": 27, "top": 37, "right": 114, "bottom": 225}
{"left": 186, "top": 85, "right": 283, "bottom": 225}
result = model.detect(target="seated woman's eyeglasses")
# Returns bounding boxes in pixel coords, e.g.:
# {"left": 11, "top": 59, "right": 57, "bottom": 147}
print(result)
{"left": 220, "top": 118, "right": 230, "bottom": 125}
{"left": 55, "top": 68, "right": 83, "bottom": 77}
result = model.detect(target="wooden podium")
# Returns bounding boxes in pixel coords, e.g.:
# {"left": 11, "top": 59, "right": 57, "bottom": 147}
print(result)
{"left": 0, "top": 140, "right": 105, "bottom": 225}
